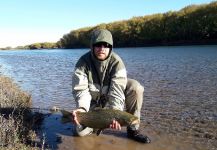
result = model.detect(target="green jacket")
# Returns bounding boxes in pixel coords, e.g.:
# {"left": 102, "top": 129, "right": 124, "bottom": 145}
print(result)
{"left": 72, "top": 51, "right": 127, "bottom": 111}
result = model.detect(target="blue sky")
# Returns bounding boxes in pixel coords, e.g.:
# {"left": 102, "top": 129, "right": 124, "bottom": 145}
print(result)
{"left": 0, "top": 0, "right": 215, "bottom": 48}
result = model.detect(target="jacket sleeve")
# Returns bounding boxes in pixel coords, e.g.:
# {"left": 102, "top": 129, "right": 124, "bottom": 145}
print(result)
{"left": 72, "top": 58, "right": 91, "bottom": 111}
{"left": 107, "top": 58, "right": 127, "bottom": 111}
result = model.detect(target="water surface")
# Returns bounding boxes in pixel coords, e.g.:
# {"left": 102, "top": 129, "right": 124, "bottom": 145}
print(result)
{"left": 0, "top": 45, "right": 216, "bottom": 149}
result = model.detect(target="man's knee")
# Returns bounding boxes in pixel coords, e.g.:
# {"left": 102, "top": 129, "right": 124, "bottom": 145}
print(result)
{"left": 75, "top": 126, "right": 93, "bottom": 136}
{"left": 125, "top": 78, "right": 144, "bottom": 115}
{"left": 125, "top": 79, "right": 144, "bottom": 94}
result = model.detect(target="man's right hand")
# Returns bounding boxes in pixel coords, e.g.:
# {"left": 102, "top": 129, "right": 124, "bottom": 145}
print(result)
{"left": 72, "top": 108, "right": 86, "bottom": 125}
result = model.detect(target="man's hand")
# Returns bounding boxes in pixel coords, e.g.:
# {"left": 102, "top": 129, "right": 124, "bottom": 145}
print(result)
{"left": 72, "top": 108, "right": 85, "bottom": 125}
{"left": 109, "top": 120, "right": 121, "bottom": 130}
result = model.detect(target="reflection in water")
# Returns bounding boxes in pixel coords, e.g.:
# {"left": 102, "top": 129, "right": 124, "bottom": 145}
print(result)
{"left": 0, "top": 46, "right": 217, "bottom": 149}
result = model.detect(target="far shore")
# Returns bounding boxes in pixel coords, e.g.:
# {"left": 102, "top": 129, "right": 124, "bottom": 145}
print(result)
{"left": 1, "top": 40, "right": 217, "bottom": 51}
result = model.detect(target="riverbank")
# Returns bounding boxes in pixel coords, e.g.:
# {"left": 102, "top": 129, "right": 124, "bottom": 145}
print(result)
{"left": 0, "top": 76, "right": 44, "bottom": 149}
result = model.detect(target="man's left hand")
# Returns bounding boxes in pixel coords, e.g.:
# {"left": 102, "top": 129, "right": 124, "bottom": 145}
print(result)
{"left": 109, "top": 120, "right": 121, "bottom": 130}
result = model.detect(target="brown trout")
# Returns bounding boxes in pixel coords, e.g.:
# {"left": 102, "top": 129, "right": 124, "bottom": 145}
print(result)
{"left": 61, "top": 108, "right": 139, "bottom": 129}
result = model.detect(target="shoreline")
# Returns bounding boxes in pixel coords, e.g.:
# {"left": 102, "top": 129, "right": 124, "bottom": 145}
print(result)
{"left": 1, "top": 42, "right": 217, "bottom": 50}
{"left": 0, "top": 75, "right": 44, "bottom": 149}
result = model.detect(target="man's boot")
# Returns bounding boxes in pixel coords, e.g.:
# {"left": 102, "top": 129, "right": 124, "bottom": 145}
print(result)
{"left": 127, "top": 128, "right": 151, "bottom": 143}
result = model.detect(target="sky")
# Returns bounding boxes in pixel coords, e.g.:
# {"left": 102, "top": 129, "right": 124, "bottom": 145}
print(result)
{"left": 0, "top": 0, "right": 215, "bottom": 48}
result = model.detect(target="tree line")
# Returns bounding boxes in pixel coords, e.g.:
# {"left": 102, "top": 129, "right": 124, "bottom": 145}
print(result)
{"left": 0, "top": 42, "right": 58, "bottom": 50}
{"left": 58, "top": 1, "right": 217, "bottom": 49}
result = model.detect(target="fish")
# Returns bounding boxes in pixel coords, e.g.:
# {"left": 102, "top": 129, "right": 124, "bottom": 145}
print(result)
{"left": 60, "top": 108, "right": 139, "bottom": 134}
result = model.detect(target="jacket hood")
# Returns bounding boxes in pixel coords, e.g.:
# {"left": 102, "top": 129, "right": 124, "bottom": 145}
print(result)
{"left": 89, "top": 29, "right": 113, "bottom": 84}
{"left": 90, "top": 29, "right": 113, "bottom": 47}
{"left": 90, "top": 29, "right": 113, "bottom": 62}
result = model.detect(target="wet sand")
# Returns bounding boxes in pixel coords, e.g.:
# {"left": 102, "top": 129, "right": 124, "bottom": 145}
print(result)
{"left": 57, "top": 129, "right": 198, "bottom": 150}
{"left": 39, "top": 113, "right": 208, "bottom": 150}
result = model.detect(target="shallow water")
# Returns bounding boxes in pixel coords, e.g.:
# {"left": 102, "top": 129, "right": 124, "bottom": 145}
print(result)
{"left": 0, "top": 46, "right": 217, "bottom": 149}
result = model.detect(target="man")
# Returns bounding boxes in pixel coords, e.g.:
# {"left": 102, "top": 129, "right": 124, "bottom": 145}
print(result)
{"left": 72, "top": 29, "right": 151, "bottom": 143}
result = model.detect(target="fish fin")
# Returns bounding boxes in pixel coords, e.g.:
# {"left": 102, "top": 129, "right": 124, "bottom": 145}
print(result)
{"left": 60, "top": 110, "right": 72, "bottom": 117}
{"left": 91, "top": 107, "right": 103, "bottom": 111}
{"left": 96, "top": 129, "right": 103, "bottom": 136}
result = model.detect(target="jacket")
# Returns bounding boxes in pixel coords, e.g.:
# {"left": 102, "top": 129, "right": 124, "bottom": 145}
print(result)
{"left": 72, "top": 51, "right": 127, "bottom": 111}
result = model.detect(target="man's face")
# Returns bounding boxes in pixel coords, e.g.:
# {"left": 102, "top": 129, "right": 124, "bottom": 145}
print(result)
{"left": 93, "top": 42, "right": 110, "bottom": 61}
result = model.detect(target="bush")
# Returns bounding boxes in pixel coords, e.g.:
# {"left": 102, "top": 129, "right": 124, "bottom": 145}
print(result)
{"left": 0, "top": 76, "right": 44, "bottom": 149}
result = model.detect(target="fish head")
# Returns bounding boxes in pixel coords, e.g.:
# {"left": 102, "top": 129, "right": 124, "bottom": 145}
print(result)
{"left": 131, "top": 118, "right": 139, "bottom": 125}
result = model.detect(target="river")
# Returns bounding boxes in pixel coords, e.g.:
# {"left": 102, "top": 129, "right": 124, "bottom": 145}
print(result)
{"left": 0, "top": 45, "right": 217, "bottom": 150}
